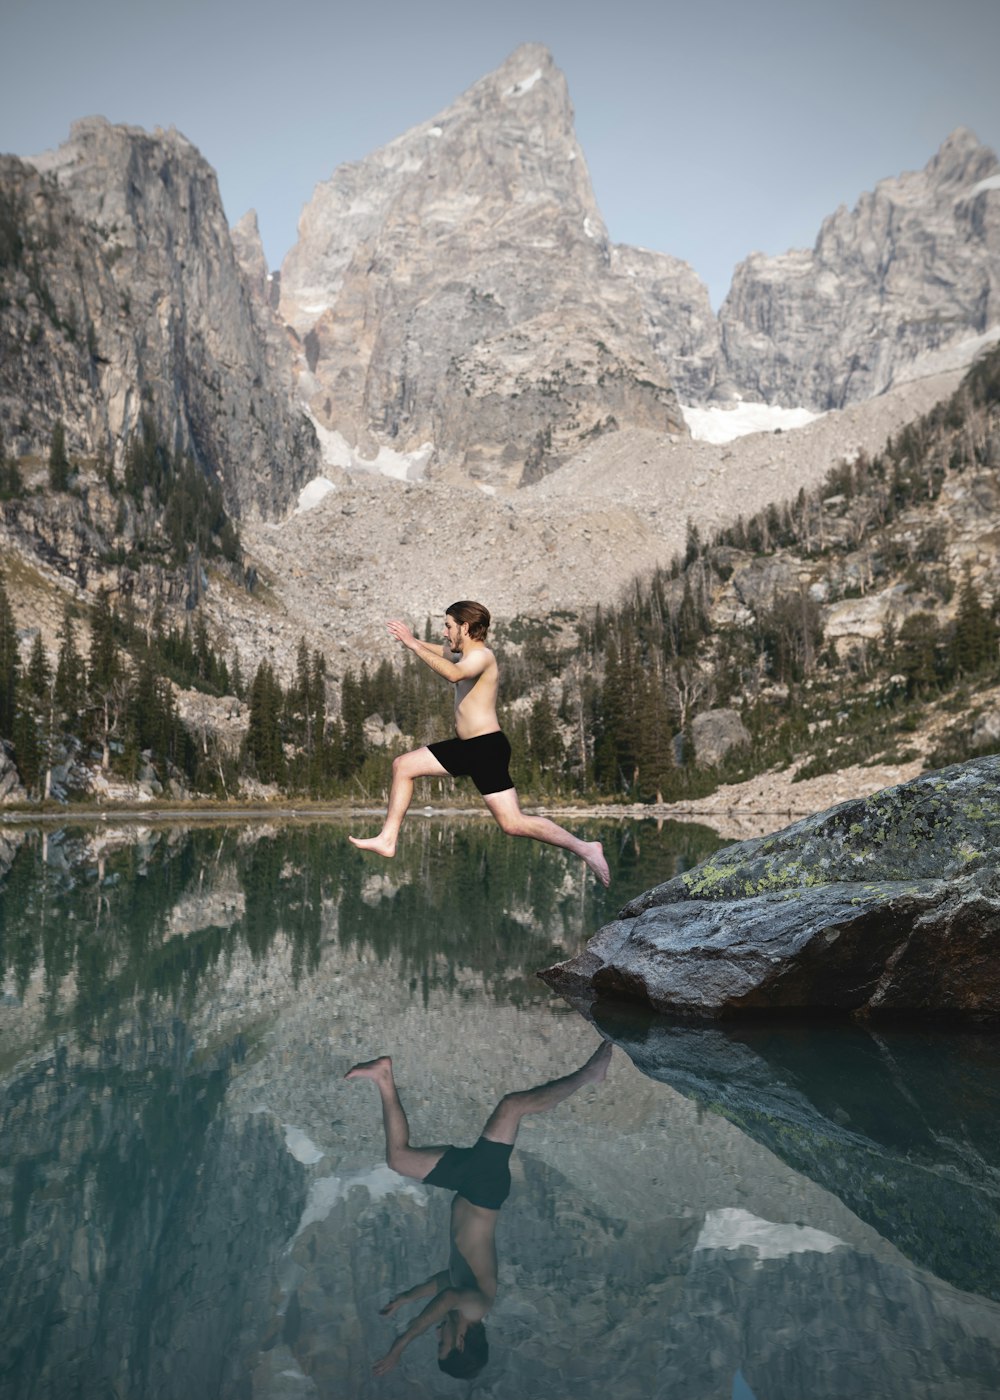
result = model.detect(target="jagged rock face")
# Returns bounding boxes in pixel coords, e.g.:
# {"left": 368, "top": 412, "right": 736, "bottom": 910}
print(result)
{"left": 541, "top": 756, "right": 1000, "bottom": 1021}
{"left": 719, "top": 129, "right": 1000, "bottom": 409}
{"left": 280, "top": 44, "right": 685, "bottom": 487}
{"left": 610, "top": 244, "right": 725, "bottom": 403}
{"left": 3, "top": 119, "right": 318, "bottom": 518}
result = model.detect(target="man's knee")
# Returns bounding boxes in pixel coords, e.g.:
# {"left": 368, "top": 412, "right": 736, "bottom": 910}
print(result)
{"left": 393, "top": 751, "right": 419, "bottom": 779}
{"left": 491, "top": 806, "right": 525, "bottom": 836}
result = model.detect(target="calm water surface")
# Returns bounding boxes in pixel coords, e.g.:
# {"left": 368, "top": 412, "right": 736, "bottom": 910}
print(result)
{"left": 1, "top": 818, "right": 999, "bottom": 1400}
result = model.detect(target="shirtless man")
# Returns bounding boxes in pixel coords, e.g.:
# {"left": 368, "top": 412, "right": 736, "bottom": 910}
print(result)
{"left": 348, "top": 599, "right": 610, "bottom": 886}
{"left": 345, "top": 1042, "right": 613, "bottom": 1378}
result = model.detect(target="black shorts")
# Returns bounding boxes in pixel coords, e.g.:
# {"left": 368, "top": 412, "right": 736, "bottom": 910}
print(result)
{"left": 423, "top": 1137, "right": 513, "bottom": 1211}
{"left": 427, "top": 731, "right": 514, "bottom": 797}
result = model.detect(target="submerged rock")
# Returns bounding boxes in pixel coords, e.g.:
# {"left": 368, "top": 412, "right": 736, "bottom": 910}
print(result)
{"left": 541, "top": 755, "right": 1000, "bottom": 1022}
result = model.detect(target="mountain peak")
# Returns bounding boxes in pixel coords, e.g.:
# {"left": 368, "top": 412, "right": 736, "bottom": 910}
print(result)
{"left": 927, "top": 127, "right": 997, "bottom": 187}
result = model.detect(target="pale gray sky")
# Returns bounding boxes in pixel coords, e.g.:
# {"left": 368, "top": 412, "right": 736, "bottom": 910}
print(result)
{"left": 2, "top": 0, "right": 998, "bottom": 307}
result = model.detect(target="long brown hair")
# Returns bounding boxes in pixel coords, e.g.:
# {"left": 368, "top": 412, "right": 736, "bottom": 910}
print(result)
{"left": 446, "top": 600, "right": 491, "bottom": 640}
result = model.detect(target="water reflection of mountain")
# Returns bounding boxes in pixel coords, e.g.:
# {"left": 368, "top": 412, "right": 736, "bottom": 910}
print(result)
{"left": 592, "top": 1002, "right": 1000, "bottom": 1303}
{"left": 268, "top": 1136, "right": 1000, "bottom": 1399}
{"left": 0, "top": 1019, "right": 304, "bottom": 1399}
{"left": 3, "top": 822, "right": 1000, "bottom": 1399}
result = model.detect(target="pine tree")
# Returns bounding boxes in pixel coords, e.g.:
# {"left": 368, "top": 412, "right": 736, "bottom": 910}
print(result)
{"left": 897, "top": 613, "right": 941, "bottom": 694}
{"left": 951, "top": 571, "right": 995, "bottom": 676}
{"left": 53, "top": 607, "right": 85, "bottom": 729}
{"left": 87, "top": 589, "right": 119, "bottom": 695}
{"left": 13, "top": 633, "right": 50, "bottom": 794}
{"left": 0, "top": 569, "right": 19, "bottom": 739}
{"left": 25, "top": 632, "right": 50, "bottom": 702}
{"left": 245, "top": 660, "right": 285, "bottom": 783}
{"left": 48, "top": 421, "right": 70, "bottom": 491}
{"left": 527, "top": 692, "right": 563, "bottom": 784}
{"left": 87, "top": 590, "right": 125, "bottom": 769}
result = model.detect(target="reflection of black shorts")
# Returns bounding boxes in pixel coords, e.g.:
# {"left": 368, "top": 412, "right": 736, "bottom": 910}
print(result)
{"left": 428, "top": 731, "right": 514, "bottom": 797}
{"left": 423, "top": 1137, "right": 513, "bottom": 1210}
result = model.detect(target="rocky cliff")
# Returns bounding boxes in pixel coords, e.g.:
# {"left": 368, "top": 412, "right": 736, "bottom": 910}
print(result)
{"left": 718, "top": 128, "right": 1000, "bottom": 409}
{"left": 609, "top": 243, "right": 726, "bottom": 403}
{"left": 279, "top": 44, "right": 685, "bottom": 488}
{"left": 2, "top": 118, "right": 317, "bottom": 518}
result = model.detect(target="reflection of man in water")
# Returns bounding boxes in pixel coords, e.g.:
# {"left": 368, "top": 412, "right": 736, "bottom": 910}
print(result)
{"left": 345, "top": 1042, "right": 613, "bottom": 1378}
{"left": 348, "top": 600, "right": 610, "bottom": 886}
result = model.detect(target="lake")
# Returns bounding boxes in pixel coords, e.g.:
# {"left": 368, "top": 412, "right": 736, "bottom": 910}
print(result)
{"left": 2, "top": 817, "right": 999, "bottom": 1399}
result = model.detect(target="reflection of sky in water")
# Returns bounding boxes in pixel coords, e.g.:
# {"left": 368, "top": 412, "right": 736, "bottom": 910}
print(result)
{"left": 1, "top": 820, "right": 999, "bottom": 1399}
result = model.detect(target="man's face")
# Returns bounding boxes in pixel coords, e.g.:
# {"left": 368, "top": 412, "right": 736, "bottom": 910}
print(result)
{"left": 437, "top": 1311, "right": 465, "bottom": 1360}
{"left": 444, "top": 614, "right": 466, "bottom": 652}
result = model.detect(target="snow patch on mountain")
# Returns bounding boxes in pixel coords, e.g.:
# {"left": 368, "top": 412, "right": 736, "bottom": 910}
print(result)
{"left": 682, "top": 402, "right": 822, "bottom": 444}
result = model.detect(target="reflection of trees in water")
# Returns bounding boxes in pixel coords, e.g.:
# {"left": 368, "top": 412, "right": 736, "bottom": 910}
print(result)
{"left": 0, "top": 819, "right": 723, "bottom": 1028}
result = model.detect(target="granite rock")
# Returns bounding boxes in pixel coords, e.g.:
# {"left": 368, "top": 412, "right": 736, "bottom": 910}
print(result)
{"left": 279, "top": 44, "right": 685, "bottom": 488}
{"left": 719, "top": 129, "right": 1000, "bottom": 409}
{"left": 541, "top": 755, "right": 1000, "bottom": 1021}
{"left": 6, "top": 119, "right": 318, "bottom": 518}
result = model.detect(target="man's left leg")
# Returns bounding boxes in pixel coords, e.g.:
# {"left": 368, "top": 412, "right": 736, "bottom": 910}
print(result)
{"left": 349, "top": 746, "right": 450, "bottom": 858}
{"left": 482, "top": 788, "right": 610, "bottom": 886}
{"left": 479, "top": 1042, "right": 613, "bottom": 1145}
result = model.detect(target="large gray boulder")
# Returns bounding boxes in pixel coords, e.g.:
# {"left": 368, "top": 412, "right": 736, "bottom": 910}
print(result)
{"left": 541, "top": 755, "right": 1000, "bottom": 1021}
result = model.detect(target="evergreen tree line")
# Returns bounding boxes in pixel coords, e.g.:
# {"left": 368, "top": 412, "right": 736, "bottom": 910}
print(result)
{"left": 3, "top": 347, "right": 999, "bottom": 806}
{"left": 0, "top": 574, "right": 198, "bottom": 797}
{"left": 120, "top": 413, "right": 241, "bottom": 566}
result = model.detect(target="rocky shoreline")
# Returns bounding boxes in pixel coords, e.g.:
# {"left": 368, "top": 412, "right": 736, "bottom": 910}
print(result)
{"left": 0, "top": 751, "right": 922, "bottom": 840}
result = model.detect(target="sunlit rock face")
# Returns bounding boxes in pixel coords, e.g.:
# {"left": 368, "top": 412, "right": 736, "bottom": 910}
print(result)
{"left": 542, "top": 755, "right": 1000, "bottom": 1021}
{"left": 719, "top": 129, "right": 1000, "bottom": 409}
{"left": 610, "top": 244, "right": 726, "bottom": 403}
{"left": 279, "top": 44, "right": 684, "bottom": 488}
{"left": 7, "top": 119, "right": 317, "bottom": 518}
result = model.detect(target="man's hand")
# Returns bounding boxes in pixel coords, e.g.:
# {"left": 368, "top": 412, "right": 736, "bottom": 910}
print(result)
{"left": 387, "top": 619, "right": 417, "bottom": 649}
{"left": 379, "top": 1296, "right": 404, "bottom": 1317}
{"left": 372, "top": 1344, "right": 402, "bottom": 1377}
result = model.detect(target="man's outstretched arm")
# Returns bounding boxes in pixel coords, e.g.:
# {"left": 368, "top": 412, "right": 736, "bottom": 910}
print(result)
{"left": 379, "top": 1270, "right": 451, "bottom": 1316}
{"left": 387, "top": 620, "right": 488, "bottom": 684}
{"left": 372, "top": 1287, "right": 459, "bottom": 1376}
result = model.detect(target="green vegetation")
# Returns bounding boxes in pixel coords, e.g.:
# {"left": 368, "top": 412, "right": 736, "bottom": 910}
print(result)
{"left": 122, "top": 413, "right": 241, "bottom": 566}
{"left": 2, "top": 345, "right": 1000, "bottom": 807}
{"left": 47, "top": 420, "right": 70, "bottom": 491}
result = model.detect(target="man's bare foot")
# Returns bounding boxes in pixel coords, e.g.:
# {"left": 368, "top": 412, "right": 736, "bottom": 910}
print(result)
{"left": 581, "top": 1041, "right": 613, "bottom": 1083}
{"left": 581, "top": 841, "right": 610, "bottom": 887}
{"left": 344, "top": 1055, "right": 393, "bottom": 1082}
{"left": 348, "top": 833, "right": 397, "bottom": 858}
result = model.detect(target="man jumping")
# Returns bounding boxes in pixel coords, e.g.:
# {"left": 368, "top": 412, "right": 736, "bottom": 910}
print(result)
{"left": 345, "top": 1042, "right": 613, "bottom": 1378}
{"left": 348, "top": 600, "right": 610, "bottom": 885}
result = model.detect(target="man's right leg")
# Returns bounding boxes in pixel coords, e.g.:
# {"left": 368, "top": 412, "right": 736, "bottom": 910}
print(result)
{"left": 479, "top": 1042, "right": 612, "bottom": 1146}
{"left": 348, "top": 747, "right": 450, "bottom": 858}
{"left": 344, "top": 1056, "right": 449, "bottom": 1179}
